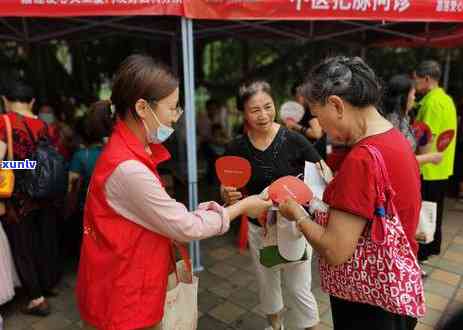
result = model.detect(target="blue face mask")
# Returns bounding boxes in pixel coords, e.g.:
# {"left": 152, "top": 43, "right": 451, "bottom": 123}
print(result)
{"left": 143, "top": 106, "right": 174, "bottom": 144}
{"left": 39, "top": 113, "right": 56, "bottom": 124}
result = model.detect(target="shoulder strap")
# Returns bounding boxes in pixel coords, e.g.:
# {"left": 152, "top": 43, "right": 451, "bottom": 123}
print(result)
{"left": 21, "top": 116, "right": 52, "bottom": 147}
{"left": 82, "top": 148, "right": 90, "bottom": 175}
{"left": 365, "top": 145, "right": 393, "bottom": 191}
{"left": 361, "top": 144, "right": 398, "bottom": 244}
{"left": 42, "top": 121, "right": 51, "bottom": 140}
{"left": 2, "top": 115, "right": 13, "bottom": 161}
{"left": 19, "top": 115, "right": 37, "bottom": 146}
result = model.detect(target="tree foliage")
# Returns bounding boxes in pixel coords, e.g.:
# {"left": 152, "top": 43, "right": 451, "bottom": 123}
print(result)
{"left": 1, "top": 36, "right": 462, "bottom": 114}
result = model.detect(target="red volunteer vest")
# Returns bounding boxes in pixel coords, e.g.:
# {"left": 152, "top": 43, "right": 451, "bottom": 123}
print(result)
{"left": 76, "top": 120, "right": 172, "bottom": 330}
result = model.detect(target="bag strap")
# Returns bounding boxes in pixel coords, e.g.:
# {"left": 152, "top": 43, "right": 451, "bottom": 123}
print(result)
{"left": 170, "top": 241, "right": 193, "bottom": 284}
{"left": 19, "top": 115, "right": 37, "bottom": 147}
{"left": 2, "top": 115, "right": 13, "bottom": 161}
{"left": 361, "top": 145, "right": 396, "bottom": 206}
{"left": 20, "top": 115, "right": 51, "bottom": 147}
{"left": 360, "top": 144, "right": 398, "bottom": 245}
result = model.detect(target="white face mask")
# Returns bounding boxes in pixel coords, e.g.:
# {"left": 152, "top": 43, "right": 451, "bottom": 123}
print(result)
{"left": 143, "top": 105, "right": 174, "bottom": 144}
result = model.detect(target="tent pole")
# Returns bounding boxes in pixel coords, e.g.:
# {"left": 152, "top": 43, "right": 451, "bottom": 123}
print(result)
{"left": 188, "top": 19, "right": 203, "bottom": 272}
{"left": 181, "top": 17, "right": 203, "bottom": 272}
{"left": 443, "top": 49, "right": 451, "bottom": 90}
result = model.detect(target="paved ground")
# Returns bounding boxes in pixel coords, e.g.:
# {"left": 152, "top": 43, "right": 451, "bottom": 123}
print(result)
{"left": 1, "top": 199, "right": 463, "bottom": 330}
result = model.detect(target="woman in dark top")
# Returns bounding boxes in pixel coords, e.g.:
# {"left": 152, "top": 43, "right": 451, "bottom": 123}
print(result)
{"left": 226, "top": 121, "right": 321, "bottom": 226}
{"left": 0, "top": 81, "right": 61, "bottom": 316}
{"left": 222, "top": 80, "right": 323, "bottom": 330}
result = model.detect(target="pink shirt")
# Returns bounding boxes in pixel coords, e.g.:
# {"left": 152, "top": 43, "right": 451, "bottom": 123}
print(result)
{"left": 105, "top": 160, "right": 230, "bottom": 242}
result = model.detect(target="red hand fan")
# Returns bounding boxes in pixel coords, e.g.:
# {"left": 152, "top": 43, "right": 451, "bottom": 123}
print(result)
{"left": 215, "top": 156, "right": 252, "bottom": 189}
{"left": 436, "top": 129, "right": 455, "bottom": 152}
{"left": 268, "top": 176, "right": 313, "bottom": 205}
{"left": 411, "top": 121, "right": 432, "bottom": 147}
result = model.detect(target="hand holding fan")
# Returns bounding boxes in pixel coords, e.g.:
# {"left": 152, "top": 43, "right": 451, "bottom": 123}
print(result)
{"left": 268, "top": 176, "right": 313, "bottom": 206}
{"left": 216, "top": 156, "right": 252, "bottom": 253}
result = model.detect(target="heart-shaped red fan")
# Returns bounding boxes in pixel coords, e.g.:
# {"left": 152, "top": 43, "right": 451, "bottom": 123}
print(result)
{"left": 268, "top": 176, "right": 313, "bottom": 205}
{"left": 436, "top": 129, "right": 455, "bottom": 152}
{"left": 215, "top": 156, "right": 252, "bottom": 189}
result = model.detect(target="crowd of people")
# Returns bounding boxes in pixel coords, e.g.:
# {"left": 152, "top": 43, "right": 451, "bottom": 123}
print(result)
{"left": 0, "top": 81, "right": 112, "bottom": 317}
{"left": 0, "top": 54, "right": 461, "bottom": 330}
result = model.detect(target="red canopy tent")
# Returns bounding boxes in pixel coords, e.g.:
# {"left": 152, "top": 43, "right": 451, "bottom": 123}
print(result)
{"left": 186, "top": 0, "right": 463, "bottom": 22}
{"left": 3, "top": 1, "right": 183, "bottom": 17}
{"left": 3, "top": 1, "right": 463, "bottom": 22}
{"left": 2, "top": 0, "right": 462, "bottom": 271}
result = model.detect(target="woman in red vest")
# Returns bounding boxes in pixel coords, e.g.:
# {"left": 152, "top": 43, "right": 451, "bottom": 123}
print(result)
{"left": 76, "top": 55, "right": 271, "bottom": 330}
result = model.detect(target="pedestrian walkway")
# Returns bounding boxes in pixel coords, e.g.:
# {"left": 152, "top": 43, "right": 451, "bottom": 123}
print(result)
{"left": 1, "top": 200, "right": 463, "bottom": 330}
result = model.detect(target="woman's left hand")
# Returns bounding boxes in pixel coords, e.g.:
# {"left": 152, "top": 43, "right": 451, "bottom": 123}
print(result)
{"left": 242, "top": 195, "right": 273, "bottom": 219}
{"left": 429, "top": 152, "right": 443, "bottom": 165}
{"left": 279, "top": 198, "right": 307, "bottom": 222}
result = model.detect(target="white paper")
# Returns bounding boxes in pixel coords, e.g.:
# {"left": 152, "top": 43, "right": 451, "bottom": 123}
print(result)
{"left": 416, "top": 201, "right": 437, "bottom": 244}
{"left": 304, "top": 161, "right": 327, "bottom": 200}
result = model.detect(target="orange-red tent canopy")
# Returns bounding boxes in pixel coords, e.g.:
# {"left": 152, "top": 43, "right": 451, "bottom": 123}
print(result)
{"left": 2, "top": 0, "right": 463, "bottom": 22}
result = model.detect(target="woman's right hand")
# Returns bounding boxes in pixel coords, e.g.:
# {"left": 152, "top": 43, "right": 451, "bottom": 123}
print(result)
{"left": 279, "top": 198, "right": 306, "bottom": 222}
{"left": 221, "top": 186, "right": 243, "bottom": 205}
{"left": 429, "top": 152, "right": 443, "bottom": 164}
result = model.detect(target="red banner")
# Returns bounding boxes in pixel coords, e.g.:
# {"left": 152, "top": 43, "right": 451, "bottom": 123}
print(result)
{"left": 2, "top": 0, "right": 184, "bottom": 17}
{"left": 2, "top": 0, "right": 463, "bottom": 21}
{"left": 185, "top": 0, "right": 463, "bottom": 22}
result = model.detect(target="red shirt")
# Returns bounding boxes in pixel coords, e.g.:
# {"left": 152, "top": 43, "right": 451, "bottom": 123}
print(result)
{"left": 0, "top": 112, "right": 57, "bottom": 160}
{"left": 323, "top": 128, "right": 421, "bottom": 256}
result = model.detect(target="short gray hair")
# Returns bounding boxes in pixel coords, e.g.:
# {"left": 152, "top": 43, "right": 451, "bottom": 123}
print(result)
{"left": 415, "top": 60, "right": 442, "bottom": 82}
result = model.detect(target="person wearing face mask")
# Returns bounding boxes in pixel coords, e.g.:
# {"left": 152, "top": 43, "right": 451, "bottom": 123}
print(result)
{"left": 0, "top": 82, "right": 61, "bottom": 317}
{"left": 38, "top": 104, "right": 75, "bottom": 162}
{"left": 222, "top": 80, "right": 324, "bottom": 330}
{"left": 38, "top": 105, "right": 56, "bottom": 124}
{"left": 75, "top": 55, "right": 272, "bottom": 330}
